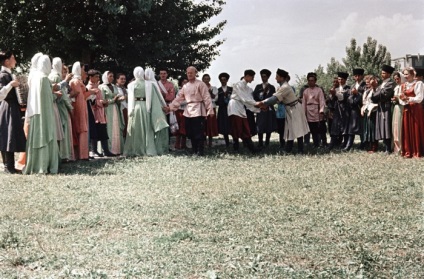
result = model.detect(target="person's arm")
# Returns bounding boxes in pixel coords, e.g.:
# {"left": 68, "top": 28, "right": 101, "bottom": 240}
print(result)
{"left": 200, "top": 83, "right": 214, "bottom": 116}
{"left": 0, "top": 79, "right": 18, "bottom": 101}
{"left": 371, "top": 81, "right": 395, "bottom": 103}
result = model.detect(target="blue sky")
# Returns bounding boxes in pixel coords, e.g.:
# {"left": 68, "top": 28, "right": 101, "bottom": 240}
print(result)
{"left": 201, "top": 0, "right": 424, "bottom": 87}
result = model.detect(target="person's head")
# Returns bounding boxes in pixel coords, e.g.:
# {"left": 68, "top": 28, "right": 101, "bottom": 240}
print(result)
{"left": 186, "top": 66, "right": 197, "bottom": 82}
{"left": 244, "top": 69, "right": 255, "bottom": 83}
{"left": 218, "top": 72, "right": 230, "bottom": 86}
{"left": 275, "top": 68, "right": 289, "bottom": 84}
{"left": 116, "top": 73, "right": 126, "bottom": 86}
{"left": 337, "top": 72, "right": 349, "bottom": 86}
{"left": 353, "top": 68, "right": 364, "bottom": 82}
{"left": 159, "top": 68, "right": 168, "bottom": 81}
{"left": 260, "top": 69, "right": 271, "bottom": 83}
{"left": 369, "top": 75, "right": 379, "bottom": 88}
{"left": 415, "top": 68, "right": 424, "bottom": 81}
{"left": 332, "top": 77, "right": 339, "bottom": 87}
{"left": 393, "top": 72, "right": 402, "bottom": 85}
{"left": 202, "top": 74, "right": 211, "bottom": 84}
{"left": 88, "top": 69, "right": 101, "bottom": 83}
{"left": 381, "top": 64, "right": 394, "bottom": 80}
{"left": 364, "top": 75, "right": 372, "bottom": 88}
{"left": 62, "top": 65, "right": 69, "bottom": 80}
{"left": 403, "top": 67, "right": 415, "bottom": 82}
{"left": 307, "top": 72, "right": 317, "bottom": 88}
{"left": 0, "top": 50, "right": 16, "bottom": 69}
{"left": 178, "top": 76, "right": 188, "bottom": 88}
{"left": 107, "top": 71, "right": 114, "bottom": 83}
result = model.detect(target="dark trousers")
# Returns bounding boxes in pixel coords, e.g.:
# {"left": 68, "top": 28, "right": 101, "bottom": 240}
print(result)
{"left": 185, "top": 116, "right": 206, "bottom": 155}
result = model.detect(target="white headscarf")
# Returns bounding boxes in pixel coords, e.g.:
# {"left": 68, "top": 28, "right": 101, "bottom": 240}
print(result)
{"left": 145, "top": 68, "right": 166, "bottom": 112}
{"left": 72, "top": 62, "right": 81, "bottom": 80}
{"left": 26, "top": 55, "right": 51, "bottom": 118}
{"left": 127, "top": 67, "right": 144, "bottom": 116}
{"left": 51, "top": 57, "right": 62, "bottom": 78}
{"left": 28, "top": 52, "right": 43, "bottom": 88}
{"left": 102, "top": 71, "right": 110, "bottom": 85}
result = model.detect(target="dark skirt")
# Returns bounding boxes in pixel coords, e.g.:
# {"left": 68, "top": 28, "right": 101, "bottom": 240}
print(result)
{"left": 94, "top": 123, "right": 109, "bottom": 141}
{"left": 206, "top": 108, "right": 218, "bottom": 137}
{"left": 175, "top": 109, "right": 186, "bottom": 136}
{"left": 256, "top": 109, "right": 276, "bottom": 134}
{"left": 0, "top": 100, "right": 26, "bottom": 152}
{"left": 363, "top": 111, "right": 376, "bottom": 143}
{"left": 217, "top": 105, "right": 230, "bottom": 135}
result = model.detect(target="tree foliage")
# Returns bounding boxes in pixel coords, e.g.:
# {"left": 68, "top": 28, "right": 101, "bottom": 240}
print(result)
{"left": 296, "top": 37, "right": 392, "bottom": 93}
{"left": 0, "top": 0, "right": 226, "bottom": 76}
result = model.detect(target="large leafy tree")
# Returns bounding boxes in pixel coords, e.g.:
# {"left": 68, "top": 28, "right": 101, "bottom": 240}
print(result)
{"left": 0, "top": 0, "right": 226, "bottom": 76}
{"left": 296, "top": 37, "right": 392, "bottom": 93}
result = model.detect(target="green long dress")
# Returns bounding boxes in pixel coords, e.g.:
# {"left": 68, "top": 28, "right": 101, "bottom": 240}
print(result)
{"left": 49, "top": 73, "right": 74, "bottom": 160}
{"left": 24, "top": 75, "right": 59, "bottom": 174}
{"left": 124, "top": 79, "right": 169, "bottom": 156}
{"left": 99, "top": 84, "right": 125, "bottom": 154}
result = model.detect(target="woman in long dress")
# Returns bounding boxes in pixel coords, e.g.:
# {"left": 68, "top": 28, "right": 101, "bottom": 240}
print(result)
{"left": 400, "top": 67, "right": 424, "bottom": 158}
{"left": 391, "top": 72, "right": 405, "bottom": 155}
{"left": 123, "top": 67, "right": 168, "bottom": 156}
{"left": 24, "top": 55, "right": 59, "bottom": 174}
{"left": 99, "top": 71, "right": 124, "bottom": 155}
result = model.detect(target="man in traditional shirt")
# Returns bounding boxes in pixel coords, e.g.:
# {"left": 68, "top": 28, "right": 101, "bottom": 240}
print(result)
{"left": 328, "top": 72, "right": 350, "bottom": 150}
{"left": 0, "top": 50, "right": 25, "bottom": 174}
{"left": 227, "top": 69, "right": 260, "bottom": 153}
{"left": 344, "top": 68, "right": 366, "bottom": 151}
{"left": 371, "top": 64, "right": 395, "bottom": 153}
{"left": 302, "top": 72, "right": 326, "bottom": 148}
{"left": 255, "top": 68, "right": 309, "bottom": 154}
{"left": 164, "top": 66, "right": 213, "bottom": 156}
{"left": 115, "top": 73, "right": 128, "bottom": 139}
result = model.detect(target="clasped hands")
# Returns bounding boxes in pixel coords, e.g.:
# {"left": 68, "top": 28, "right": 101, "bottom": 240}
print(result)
{"left": 254, "top": 101, "right": 269, "bottom": 111}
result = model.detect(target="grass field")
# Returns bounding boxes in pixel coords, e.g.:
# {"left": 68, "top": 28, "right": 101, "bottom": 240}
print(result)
{"left": 0, "top": 139, "right": 423, "bottom": 278}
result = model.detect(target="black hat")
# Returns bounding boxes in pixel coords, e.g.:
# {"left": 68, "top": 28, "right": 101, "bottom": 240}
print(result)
{"left": 244, "top": 69, "right": 255, "bottom": 77}
{"left": 218, "top": 72, "right": 230, "bottom": 80}
{"left": 276, "top": 68, "right": 289, "bottom": 78}
{"left": 415, "top": 67, "right": 424, "bottom": 77}
{"left": 382, "top": 64, "right": 395, "bottom": 74}
{"left": 307, "top": 72, "right": 317, "bottom": 79}
{"left": 353, "top": 68, "right": 364, "bottom": 75}
{"left": 260, "top": 69, "right": 271, "bottom": 77}
{"left": 337, "top": 72, "right": 349, "bottom": 79}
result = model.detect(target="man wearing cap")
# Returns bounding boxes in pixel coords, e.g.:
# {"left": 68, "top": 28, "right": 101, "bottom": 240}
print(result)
{"left": 217, "top": 72, "right": 232, "bottom": 147}
{"left": 328, "top": 72, "right": 350, "bottom": 150}
{"left": 371, "top": 64, "right": 395, "bottom": 153}
{"left": 252, "top": 69, "right": 276, "bottom": 147}
{"left": 255, "top": 68, "right": 309, "bottom": 154}
{"left": 344, "top": 68, "right": 366, "bottom": 151}
{"left": 227, "top": 69, "right": 260, "bottom": 153}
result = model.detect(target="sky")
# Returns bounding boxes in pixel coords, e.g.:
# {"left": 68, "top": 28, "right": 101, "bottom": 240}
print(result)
{"left": 201, "top": 0, "right": 424, "bottom": 87}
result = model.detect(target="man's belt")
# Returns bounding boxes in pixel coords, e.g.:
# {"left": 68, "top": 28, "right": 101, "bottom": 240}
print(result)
{"left": 135, "top": 97, "right": 146, "bottom": 101}
{"left": 286, "top": 100, "right": 298, "bottom": 107}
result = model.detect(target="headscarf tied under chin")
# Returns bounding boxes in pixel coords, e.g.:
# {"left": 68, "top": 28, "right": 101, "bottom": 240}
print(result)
{"left": 145, "top": 68, "right": 166, "bottom": 112}
{"left": 102, "top": 71, "right": 110, "bottom": 85}
{"left": 72, "top": 62, "right": 82, "bottom": 80}
{"left": 27, "top": 55, "right": 52, "bottom": 118}
{"left": 51, "top": 57, "right": 62, "bottom": 78}
{"left": 127, "top": 67, "right": 144, "bottom": 117}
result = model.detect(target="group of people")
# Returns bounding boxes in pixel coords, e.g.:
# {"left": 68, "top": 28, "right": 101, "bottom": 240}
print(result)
{"left": 1, "top": 49, "right": 423, "bottom": 174}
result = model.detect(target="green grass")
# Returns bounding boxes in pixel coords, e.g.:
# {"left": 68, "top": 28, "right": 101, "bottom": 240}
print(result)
{"left": 0, "top": 139, "right": 423, "bottom": 278}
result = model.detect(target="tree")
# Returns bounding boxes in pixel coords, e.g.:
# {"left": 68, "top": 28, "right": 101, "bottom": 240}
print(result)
{"left": 296, "top": 37, "right": 392, "bottom": 93}
{"left": 0, "top": 0, "right": 226, "bottom": 76}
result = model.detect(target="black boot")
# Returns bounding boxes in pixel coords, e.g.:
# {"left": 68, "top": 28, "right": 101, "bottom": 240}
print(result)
{"left": 383, "top": 139, "right": 392, "bottom": 154}
{"left": 265, "top": 133, "right": 271, "bottom": 147}
{"left": 224, "top": 134, "right": 230, "bottom": 147}
{"left": 257, "top": 133, "right": 264, "bottom": 147}
{"left": 327, "top": 137, "right": 336, "bottom": 150}
{"left": 279, "top": 134, "right": 285, "bottom": 149}
{"left": 4, "top": 152, "right": 18, "bottom": 174}
{"left": 101, "top": 140, "right": 116, "bottom": 157}
{"left": 243, "top": 138, "right": 258, "bottom": 154}
{"left": 297, "top": 137, "right": 304, "bottom": 155}
{"left": 91, "top": 140, "right": 103, "bottom": 157}
{"left": 285, "top": 140, "right": 294, "bottom": 153}
{"left": 233, "top": 138, "right": 239, "bottom": 151}
{"left": 343, "top": 135, "right": 354, "bottom": 151}
{"left": 197, "top": 139, "right": 205, "bottom": 156}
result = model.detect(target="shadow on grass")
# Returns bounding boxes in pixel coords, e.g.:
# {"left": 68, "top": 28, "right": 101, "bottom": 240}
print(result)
{"left": 58, "top": 157, "right": 125, "bottom": 175}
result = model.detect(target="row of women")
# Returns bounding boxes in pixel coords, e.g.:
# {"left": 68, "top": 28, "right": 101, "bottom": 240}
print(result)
{"left": 0, "top": 50, "right": 168, "bottom": 174}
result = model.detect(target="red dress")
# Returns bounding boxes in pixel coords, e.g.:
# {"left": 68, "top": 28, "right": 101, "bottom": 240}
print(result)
{"left": 401, "top": 82, "right": 424, "bottom": 158}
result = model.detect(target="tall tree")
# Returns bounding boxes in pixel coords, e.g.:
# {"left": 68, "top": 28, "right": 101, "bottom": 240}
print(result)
{"left": 296, "top": 37, "right": 392, "bottom": 93}
{"left": 0, "top": 0, "right": 226, "bottom": 76}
